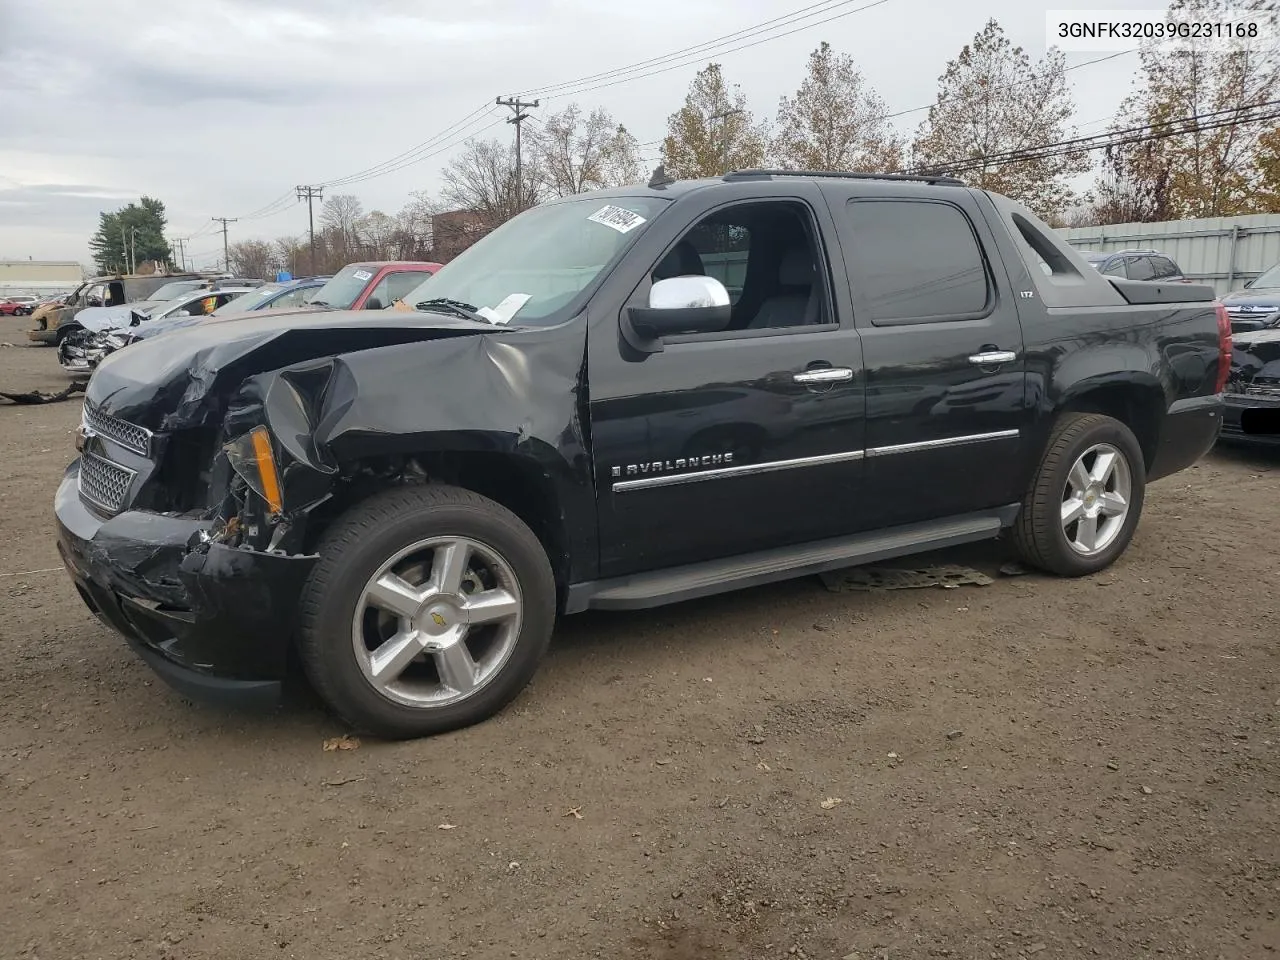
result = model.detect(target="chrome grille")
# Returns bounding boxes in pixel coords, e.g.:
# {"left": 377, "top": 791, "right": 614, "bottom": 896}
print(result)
{"left": 79, "top": 449, "right": 136, "bottom": 513}
{"left": 83, "top": 401, "right": 152, "bottom": 456}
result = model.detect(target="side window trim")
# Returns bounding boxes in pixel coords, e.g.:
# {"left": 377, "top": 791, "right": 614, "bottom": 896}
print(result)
{"left": 845, "top": 197, "right": 996, "bottom": 328}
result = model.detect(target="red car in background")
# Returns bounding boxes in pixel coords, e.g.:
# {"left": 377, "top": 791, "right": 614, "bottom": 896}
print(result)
{"left": 306, "top": 261, "right": 443, "bottom": 312}
{"left": 0, "top": 296, "right": 39, "bottom": 316}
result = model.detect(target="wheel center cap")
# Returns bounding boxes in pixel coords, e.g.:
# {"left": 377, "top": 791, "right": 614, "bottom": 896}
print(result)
{"left": 419, "top": 599, "right": 466, "bottom": 636}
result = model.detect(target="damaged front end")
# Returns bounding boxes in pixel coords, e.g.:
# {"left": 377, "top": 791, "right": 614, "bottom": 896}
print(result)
{"left": 58, "top": 329, "right": 133, "bottom": 379}
{"left": 1223, "top": 330, "right": 1280, "bottom": 444}
{"left": 54, "top": 307, "right": 593, "bottom": 707}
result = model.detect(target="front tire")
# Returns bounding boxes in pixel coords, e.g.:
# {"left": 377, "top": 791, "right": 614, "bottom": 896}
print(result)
{"left": 1011, "top": 413, "right": 1146, "bottom": 577}
{"left": 297, "top": 484, "right": 556, "bottom": 739}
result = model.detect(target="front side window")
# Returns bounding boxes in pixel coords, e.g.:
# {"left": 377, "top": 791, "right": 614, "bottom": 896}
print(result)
{"left": 399, "top": 196, "right": 671, "bottom": 326}
{"left": 844, "top": 199, "right": 989, "bottom": 323}
{"left": 641, "top": 200, "right": 830, "bottom": 332}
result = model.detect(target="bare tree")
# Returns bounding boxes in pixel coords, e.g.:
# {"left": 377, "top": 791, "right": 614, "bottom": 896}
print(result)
{"left": 531, "top": 104, "right": 643, "bottom": 196}
{"left": 359, "top": 210, "right": 397, "bottom": 259}
{"left": 1105, "top": 0, "right": 1280, "bottom": 219}
{"left": 911, "top": 19, "right": 1089, "bottom": 220}
{"left": 319, "top": 194, "right": 365, "bottom": 256}
{"left": 439, "top": 138, "right": 535, "bottom": 231}
{"left": 774, "top": 42, "right": 904, "bottom": 172}
{"left": 274, "top": 236, "right": 307, "bottom": 276}
{"left": 227, "top": 239, "right": 279, "bottom": 280}
{"left": 662, "top": 63, "right": 769, "bottom": 178}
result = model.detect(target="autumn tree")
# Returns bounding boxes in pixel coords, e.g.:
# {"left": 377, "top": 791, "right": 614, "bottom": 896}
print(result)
{"left": 662, "top": 63, "right": 768, "bottom": 178}
{"left": 227, "top": 239, "right": 280, "bottom": 280}
{"left": 1256, "top": 125, "right": 1280, "bottom": 212}
{"left": 911, "top": 19, "right": 1088, "bottom": 219}
{"left": 274, "top": 235, "right": 308, "bottom": 276}
{"left": 774, "top": 42, "right": 904, "bottom": 172}
{"left": 532, "top": 104, "right": 643, "bottom": 196}
{"left": 1105, "top": 0, "right": 1280, "bottom": 219}
{"left": 358, "top": 210, "right": 397, "bottom": 259}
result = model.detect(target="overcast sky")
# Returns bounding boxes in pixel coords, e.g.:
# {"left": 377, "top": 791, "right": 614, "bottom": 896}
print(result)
{"left": 0, "top": 0, "right": 1169, "bottom": 269}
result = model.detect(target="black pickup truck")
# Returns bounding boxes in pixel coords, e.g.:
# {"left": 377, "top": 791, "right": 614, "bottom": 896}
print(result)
{"left": 55, "top": 169, "right": 1229, "bottom": 739}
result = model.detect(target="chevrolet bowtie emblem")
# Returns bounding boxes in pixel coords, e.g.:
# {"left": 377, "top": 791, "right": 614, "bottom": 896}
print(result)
{"left": 431, "top": 611, "right": 447, "bottom": 627}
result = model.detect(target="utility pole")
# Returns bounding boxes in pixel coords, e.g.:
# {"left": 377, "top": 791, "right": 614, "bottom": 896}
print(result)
{"left": 709, "top": 108, "right": 743, "bottom": 175}
{"left": 129, "top": 226, "right": 140, "bottom": 274}
{"left": 496, "top": 96, "right": 539, "bottom": 211}
{"left": 211, "top": 217, "right": 237, "bottom": 273}
{"left": 295, "top": 185, "right": 323, "bottom": 275}
{"left": 172, "top": 237, "right": 188, "bottom": 271}
{"left": 120, "top": 226, "right": 127, "bottom": 275}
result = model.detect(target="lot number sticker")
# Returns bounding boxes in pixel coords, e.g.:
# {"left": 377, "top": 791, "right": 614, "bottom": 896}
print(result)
{"left": 352, "top": 269, "right": 373, "bottom": 281}
{"left": 588, "top": 205, "right": 647, "bottom": 234}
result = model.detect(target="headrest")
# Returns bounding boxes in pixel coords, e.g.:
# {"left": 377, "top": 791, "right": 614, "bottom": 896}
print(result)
{"left": 779, "top": 248, "right": 814, "bottom": 286}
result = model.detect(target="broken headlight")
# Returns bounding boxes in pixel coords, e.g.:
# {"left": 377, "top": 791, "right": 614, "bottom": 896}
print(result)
{"left": 223, "top": 426, "right": 284, "bottom": 515}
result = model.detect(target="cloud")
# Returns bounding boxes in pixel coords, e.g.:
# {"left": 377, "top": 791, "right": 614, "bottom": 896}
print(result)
{"left": 1, "top": 0, "right": 1164, "bottom": 264}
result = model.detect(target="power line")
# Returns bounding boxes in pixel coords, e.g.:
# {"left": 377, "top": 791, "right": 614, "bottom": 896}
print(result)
{"left": 318, "top": 113, "right": 510, "bottom": 188}
{"left": 901, "top": 99, "right": 1280, "bottom": 176}
{"left": 519, "top": 0, "right": 891, "bottom": 99}
{"left": 531, "top": 0, "right": 897, "bottom": 102}
{"left": 318, "top": 104, "right": 498, "bottom": 187}
{"left": 883, "top": 49, "right": 1137, "bottom": 121}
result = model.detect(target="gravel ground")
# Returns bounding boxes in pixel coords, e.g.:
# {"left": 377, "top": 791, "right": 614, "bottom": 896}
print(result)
{"left": 1, "top": 314, "right": 1278, "bottom": 960}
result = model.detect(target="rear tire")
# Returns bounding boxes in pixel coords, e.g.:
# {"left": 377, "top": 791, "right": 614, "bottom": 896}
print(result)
{"left": 1011, "top": 413, "right": 1146, "bottom": 577}
{"left": 297, "top": 484, "right": 556, "bottom": 739}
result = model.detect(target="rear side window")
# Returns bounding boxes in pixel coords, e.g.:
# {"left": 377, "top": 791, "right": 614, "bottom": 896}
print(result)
{"left": 844, "top": 199, "right": 990, "bottom": 324}
{"left": 1126, "top": 256, "right": 1156, "bottom": 281}
{"left": 1149, "top": 256, "right": 1180, "bottom": 279}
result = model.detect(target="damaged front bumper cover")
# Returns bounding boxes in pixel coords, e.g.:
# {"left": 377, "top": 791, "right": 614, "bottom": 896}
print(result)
{"left": 55, "top": 461, "right": 317, "bottom": 707}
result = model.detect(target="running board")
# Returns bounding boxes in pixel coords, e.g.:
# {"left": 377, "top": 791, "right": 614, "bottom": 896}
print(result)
{"left": 564, "top": 507, "right": 1017, "bottom": 613}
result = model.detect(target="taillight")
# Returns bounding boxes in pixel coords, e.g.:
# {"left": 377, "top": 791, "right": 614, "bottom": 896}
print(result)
{"left": 1215, "top": 301, "right": 1231, "bottom": 393}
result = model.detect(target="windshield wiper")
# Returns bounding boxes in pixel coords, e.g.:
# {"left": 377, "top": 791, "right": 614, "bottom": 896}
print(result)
{"left": 415, "top": 297, "right": 488, "bottom": 324}
{"left": 309, "top": 299, "right": 331, "bottom": 308}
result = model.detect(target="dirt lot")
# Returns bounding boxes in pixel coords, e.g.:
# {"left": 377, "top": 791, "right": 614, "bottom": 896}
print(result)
{"left": 1, "top": 313, "right": 1277, "bottom": 960}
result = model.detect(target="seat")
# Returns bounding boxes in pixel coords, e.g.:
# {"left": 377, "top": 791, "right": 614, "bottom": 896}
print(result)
{"left": 652, "top": 241, "right": 705, "bottom": 282}
{"left": 746, "top": 248, "right": 820, "bottom": 329}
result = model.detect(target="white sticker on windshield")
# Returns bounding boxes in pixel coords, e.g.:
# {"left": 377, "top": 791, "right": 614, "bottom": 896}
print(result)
{"left": 477, "top": 293, "right": 532, "bottom": 326}
{"left": 588, "top": 205, "right": 646, "bottom": 234}
{"left": 352, "top": 269, "right": 373, "bottom": 282}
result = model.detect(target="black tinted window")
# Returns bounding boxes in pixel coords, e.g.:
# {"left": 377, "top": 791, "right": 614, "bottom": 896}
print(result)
{"left": 1149, "top": 256, "right": 1179, "bottom": 279}
{"left": 1126, "top": 256, "right": 1156, "bottom": 281}
{"left": 844, "top": 200, "right": 988, "bottom": 322}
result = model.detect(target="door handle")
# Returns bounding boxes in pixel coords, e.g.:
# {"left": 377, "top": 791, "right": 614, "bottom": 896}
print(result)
{"left": 968, "top": 351, "right": 1017, "bottom": 366}
{"left": 793, "top": 367, "right": 854, "bottom": 384}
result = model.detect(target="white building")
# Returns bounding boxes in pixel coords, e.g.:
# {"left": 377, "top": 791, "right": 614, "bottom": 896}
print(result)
{"left": 0, "top": 260, "right": 86, "bottom": 298}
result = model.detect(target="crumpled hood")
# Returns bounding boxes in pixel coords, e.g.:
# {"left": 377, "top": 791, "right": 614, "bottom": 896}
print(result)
{"left": 86, "top": 309, "right": 498, "bottom": 431}
{"left": 78, "top": 301, "right": 164, "bottom": 333}
{"left": 1222, "top": 289, "right": 1280, "bottom": 310}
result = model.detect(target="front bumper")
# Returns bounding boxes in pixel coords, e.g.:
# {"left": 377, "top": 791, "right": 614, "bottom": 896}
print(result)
{"left": 28, "top": 327, "right": 56, "bottom": 344}
{"left": 1220, "top": 392, "right": 1280, "bottom": 446}
{"left": 55, "top": 462, "right": 318, "bottom": 708}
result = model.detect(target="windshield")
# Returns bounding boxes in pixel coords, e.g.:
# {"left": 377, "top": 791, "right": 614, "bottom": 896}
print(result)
{"left": 213, "top": 284, "right": 283, "bottom": 315}
{"left": 400, "top": 196, "right": 671, "bottom": 326}
{"left": 147, "top": 280, "right": 205, "bottom": 301}
{"left": 309, "top": 264, "right": 377, "bottom": 309}
{"left": 1253, "top": 264, "right": 1280, "bottom": 289}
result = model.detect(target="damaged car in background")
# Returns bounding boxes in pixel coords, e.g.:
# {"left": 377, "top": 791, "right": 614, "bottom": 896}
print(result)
{"left": 58, "top": 286, "right": 258, "bottom": 377}
{"left": 57, "top": 278, "right": 330, "bottom": 376}
{"left": 56, "top": 169, "right": 1226, "bottom": 740}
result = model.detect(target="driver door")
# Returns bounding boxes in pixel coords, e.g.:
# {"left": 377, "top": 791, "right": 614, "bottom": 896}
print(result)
{"left": 587, "top": 189, "right": 867, "bottom": 578}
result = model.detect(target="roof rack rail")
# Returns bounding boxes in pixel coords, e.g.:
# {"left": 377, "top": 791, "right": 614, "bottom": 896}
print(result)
{"left": 722, "top": 168, "right": 965, "bottom": 187}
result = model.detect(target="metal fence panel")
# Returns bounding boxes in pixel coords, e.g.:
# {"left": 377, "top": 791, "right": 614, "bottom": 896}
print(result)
{"left": 1058, "top": 214, "right": 1280, "bottom": 296}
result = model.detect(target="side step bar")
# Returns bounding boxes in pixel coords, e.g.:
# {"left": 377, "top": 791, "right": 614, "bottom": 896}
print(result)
{"left": 564, "top": 507, "right": 1018, "bottom": 613}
